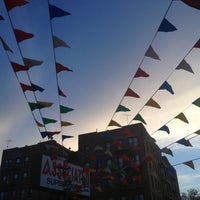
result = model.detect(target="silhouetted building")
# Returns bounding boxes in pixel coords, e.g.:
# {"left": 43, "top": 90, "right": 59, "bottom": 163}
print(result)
{"left": 0, "top": 140, "right": 89, "bottom": 200}
{"left": 0, "top": 123, "right": 181, "bottom": 200}
{"left": 78, "top": 123, "right": 181, "bottom": 200}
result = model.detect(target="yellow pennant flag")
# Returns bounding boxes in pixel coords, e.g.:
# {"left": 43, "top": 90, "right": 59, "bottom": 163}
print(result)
{"left": 145, "top": 98, "right": 161, "bottom": 109}
{"left": 183, "top": 161, "right": 195, "bottom": 170}
{"left": 175, "top": 112, "right": 189, "bottom": 123}
{"left": 108, "top": 120, "right": 121, "bottom": 127}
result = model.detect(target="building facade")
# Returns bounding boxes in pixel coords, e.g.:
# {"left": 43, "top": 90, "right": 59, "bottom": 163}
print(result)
{"left": 0, "top": 123, "right": 181, "bottom": 200}
{"left": 0, "top": 140, "right": 86, "bottom": 200}
{"left": 78, "top": 123, "right": 181, "bottom": 200}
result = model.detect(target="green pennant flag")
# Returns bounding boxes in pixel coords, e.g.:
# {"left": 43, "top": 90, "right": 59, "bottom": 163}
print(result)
{"left": 109, "top": 162, "right": 119, "bottom": 171}
{"left": 60, "top": 105, "right": 74, "bottom": 113}
{"left": 29, "top": 102, "right": 44, "bottom": 111}
{"left": 133, "top": 114, "right": 146, "bottom": 125}
{"left": 42, "top": 117, "right": 57, "bottom": 124}
{"left": 116, "top": 105, "right": 130, "bottom": 112}
{"left": 193, "top": 97, "right": 200, "bottom": 107}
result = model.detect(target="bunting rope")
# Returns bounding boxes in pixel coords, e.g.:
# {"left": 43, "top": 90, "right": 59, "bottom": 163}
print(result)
{"left": 105, "top": 0, "right": 175, "bottom": 130}
{"left": 1, "top": 1, "right": 48, "bottom": 135}
{"left": 1, "top": 0, "right": 75, "bottom": 141}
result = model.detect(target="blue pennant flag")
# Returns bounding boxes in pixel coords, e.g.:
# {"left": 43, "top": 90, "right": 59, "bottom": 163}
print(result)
{"left": 159, "top": 125, "right": 170, "bottom": 134}
{"left": 159, "top": 81, "right": 174, "bottom": 94}
{"left": 0, "top": 15, "right": 4, "bottom": 20}
{"left": 49, "top": 4, "right": 70, "bottom": 19}
{"left": 31, "top": 83, "right": 45, "bottom": 92}
{"left": 158, "top": 18, "right": 177, "bottom": 32}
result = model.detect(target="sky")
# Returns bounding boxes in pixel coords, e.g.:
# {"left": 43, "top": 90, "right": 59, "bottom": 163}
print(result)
{"left": 0, "top": 0, "right": 200, "bottom": 193}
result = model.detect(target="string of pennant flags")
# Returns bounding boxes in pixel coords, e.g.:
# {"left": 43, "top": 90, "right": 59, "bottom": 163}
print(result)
{"left": 0, "top": 0, "right": 74, "bottom": 141}
{"left": 1, "top": 0, "right": 200, "bottom": 172}
{"left": 104, "top": 0, "right": 200, "bottom": 170}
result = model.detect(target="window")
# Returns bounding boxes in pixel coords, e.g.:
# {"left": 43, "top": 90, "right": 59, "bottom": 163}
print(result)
{"left": 105, "top": 142, "right": 110, "bottom": 151}
{"left": 24, "top": 156, "right": 29, "bottom": 162}
{"left": 14, "top": 173, "right": 19, "bottom": 180}
{"left": 23, "top": 172, "right": 28, "bottom": 178}
{"left": 118, "top": 158, "right": 123, "bottom": 168}
{"left": 3, "top": 175, "right": 7, "bottom": 182}
{"left": 85, "top": 145, "right": 90, "bottom": 152}
{"left": 16, "top": 158, "right": 20, "bottom": 164}
{"left": 107, "top": 159, "right": 112, "bottom": 167}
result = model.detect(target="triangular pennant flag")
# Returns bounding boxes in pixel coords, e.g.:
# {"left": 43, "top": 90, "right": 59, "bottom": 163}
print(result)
{"left": 122, "top": 127, "right": 135, "bottom": 136}
{"left": 60, "top": 105, "right": 74, "bottom": 113}
{"left": 23, "top": 57, "right": 43, "bottom": 69}
{"left": 183, "top": 160, "right": 195, "bottom": 169}
{"left": 102, "top": 133, "right": 113, "bottom": 140}
{"left": 31, "top": 83, "right": 45, "bottom": 92}
{"left": 49, "top": 4, "right": 70, "bottom": 20}
{"left": 158, "top": 18, "right": 177, "bottom": 32}
{"left": 42, "top": 117, "right": 57, "bottom": 124}
{"left": 193, "top": 39, "right": 200, "bottom": 48}
{"left": 0, "top": 36, "right": 13, "bottom": 52}
{"left": 145, "top": 98, "right": 161, "bottom": 109}
{"left": 58, "top": 86, "right": 66, "bottom": 97}
{"left": 4, "top": 0, "right": 28, "bottom": 11}
{"left": 61, "top": 121, "right": 73, "bottom": 126}
{"left": 116, "top": 105, "right": 130, "bottom": 112}
{"left": 181, "top": 0, "right": 200, "bottom": 10}
{"left": 161, "top": 147, "right": 173, "bottom": 156}
{"left": 176, "top": 59, "right": 194, "bottom": 73}
{"left": 124, "top": 88, "right": 140, "bottom": 98}
{"left": 20, "top": 82, "right": 35, "bottom": 92}
{"left": 14, "top": 29, "right": 34, "bottom": 43}
{"left": 159, "top": 81, "right": 174, "bottom": 94}
{"left": 53, "top": 36, "right": 70, "bottom": 48}
{"left": 94, "top": 145, "right": 104, "bottom": 151}
{"left": 40, "top": 131, "right": 48, "bottom": 138}
{"left": 0, "top": 15, "right": 4, "bottom": 20}
{"left": 47, "top": 131, "right": 61, "bottom": 139}
{"left": 158, "top": 125, "right": 170, "bottom": 134}
{"left": 175, "top": 112, "right": 189, "bottom": 123}
{"left": 134, "top": 68, "right": 149, "bottom": 78}
{"left": 195, "top": 129, "right": 200, "bottom": 135}
{"left": 108, "top": 120, "right": 121, "bottom": 127}
{"left": 145, "top": 45, "right": 160, "bottom": 60}
{"left": 35, "top": 119, "right": 44, "bottom": 127}
{"left": 11, "top": 61, "right": 28, "bottom": 72}
{"left": 37, "top": 101, "right": 53, "bottom": 108}
{"left": 20, "top": 83, "right": 36, "bottom": 92}
{"left": 133, "top": 114, "right": 146, "bottom": 125}
{"left": 176, "top": 138, "right": 192, "bottom": 146}
{"left": 56, "top": 62, "right": 73, "bottom": 73}
{"left": 28, "top": 102, "right": 46, "bottom": 111}
{"left": 62, "top": 135, "right": 74, "bottom": 141}
{"left": 192, "top": 97, "right": 200, "bottom": 107}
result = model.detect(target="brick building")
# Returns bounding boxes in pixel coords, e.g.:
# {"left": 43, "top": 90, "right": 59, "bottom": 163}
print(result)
{"left": 78, "top": 123, "right": 181, "bottom": 200}
{"left": 0, "top": 123, "right": 181, "bottom": 200}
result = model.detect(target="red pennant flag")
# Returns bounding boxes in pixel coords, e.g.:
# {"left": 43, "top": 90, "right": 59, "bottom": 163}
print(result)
{"left": 193, "top": 39, "right": 200, "bottom": 48}
{"left": 182, "top": 0, "right": 200, "bottom": 10}
{"left": 132, "top": 146, "right": 141, "bottom": 152}
{"left": 11, "top": 61, "right": 28, "bottom": 72}
{"left": 143, "top": 155, "right": 154, "bottom": 163}
{"left": 122, "top": 127, "right": 135, "bottom": 136}
{"left": 14, "top": 29, "right": 34, "bottom": 43}
{"left": 124, "top": 88, "right": 140, "bottom": 98}
{"left": 134, "top": 68, "right": 149, "bottom": 78}
{"left": 56, "top": 63, "right": 73, "bottom": 73}
{"left": 121, "top": 154, "right": 130, "bottom": 162}
{"left": 4, "top": 0, "right": 28, "bottom": 11}
{"left": 131, "top": 162, "right": 140, "bottom": 172}
{"left": 58, "top": 86, "right": 67, "bottom": 97}
{"left": 47, "top": 131, "right": 61, "bottom": 139}
{"left": 20, "top": 82, "right": 35, "bottom": 92}
{"left": 133, "top": 175, "right": 143, "bottom": 184}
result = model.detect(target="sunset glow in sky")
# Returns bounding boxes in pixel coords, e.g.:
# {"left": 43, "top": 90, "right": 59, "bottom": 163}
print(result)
{"left": 1, "top": 0, "right": 200, "bottom": 193}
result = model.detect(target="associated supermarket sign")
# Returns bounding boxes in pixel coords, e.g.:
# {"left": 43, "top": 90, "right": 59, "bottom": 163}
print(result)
{"left": 40, "top": 155, "right": 90, "bottom": 196}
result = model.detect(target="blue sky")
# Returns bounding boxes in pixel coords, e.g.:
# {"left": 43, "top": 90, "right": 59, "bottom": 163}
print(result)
{"left": 1, "top": 0, "right": 200, "bottom": 193}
